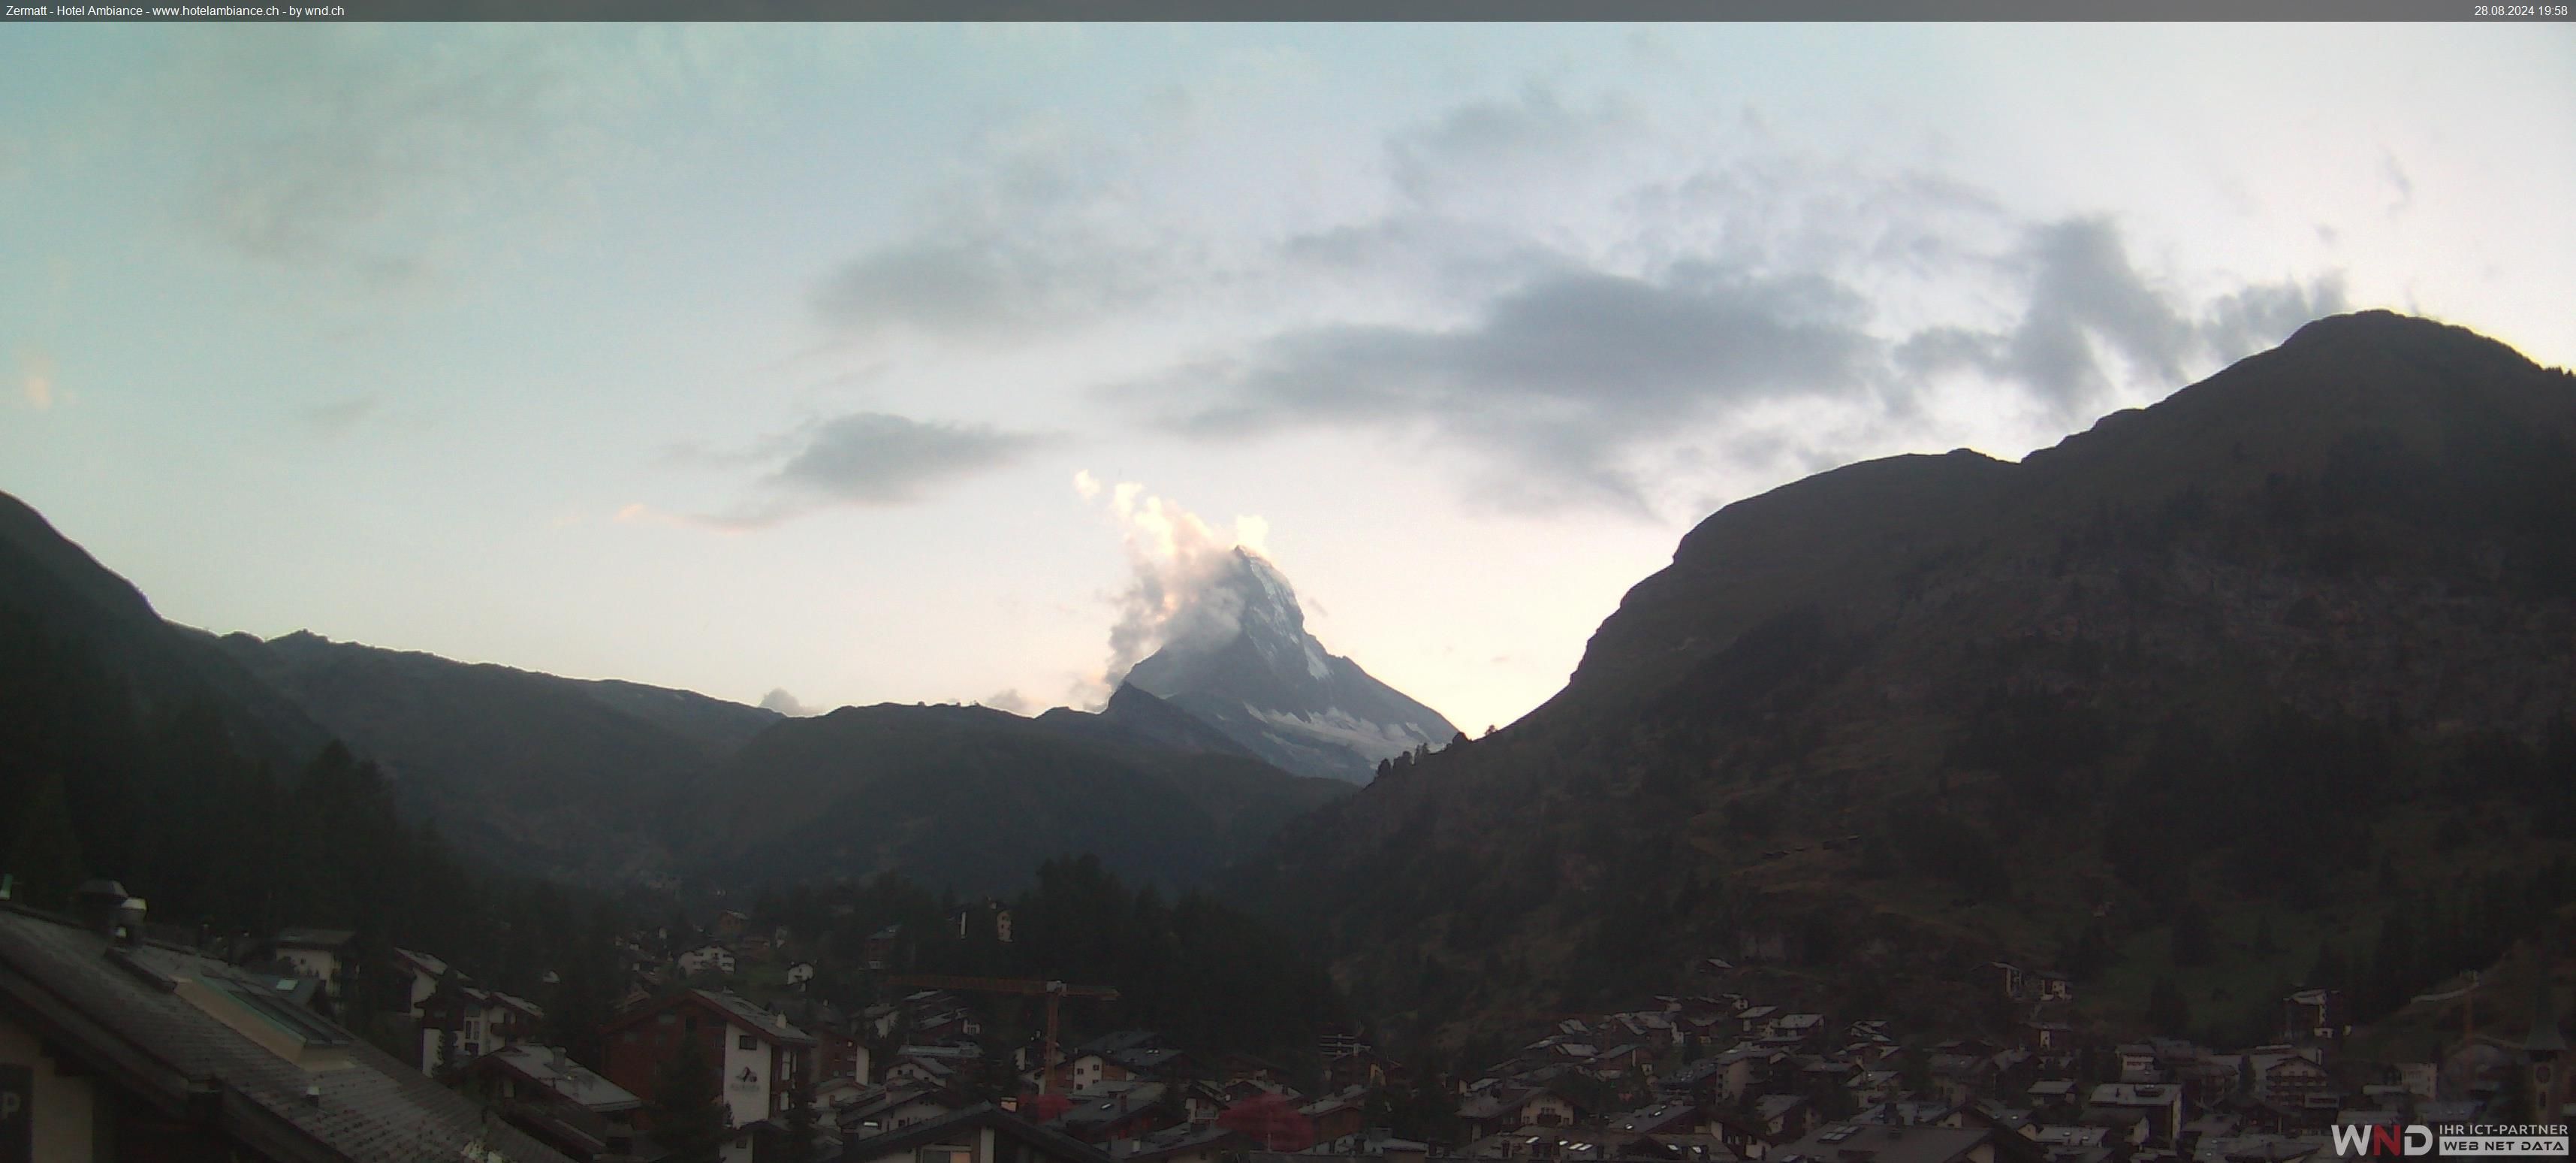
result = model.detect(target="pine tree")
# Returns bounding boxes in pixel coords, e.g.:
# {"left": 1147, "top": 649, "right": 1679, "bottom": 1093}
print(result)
{"left": 780, "top": 1075, "right": 819, "bottom": 1163}
{"left": 5, "top": 771, "right": 86, "bottom": 911}
{"left": 650, "top": 1035, "right": 728, "bottom": 1163}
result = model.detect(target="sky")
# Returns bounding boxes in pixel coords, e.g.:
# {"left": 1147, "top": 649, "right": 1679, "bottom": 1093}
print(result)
{"left": 2, "top": 24, "right": 2571, "bottom": 734}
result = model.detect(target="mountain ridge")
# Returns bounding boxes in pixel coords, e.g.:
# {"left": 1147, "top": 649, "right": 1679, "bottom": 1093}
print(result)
{"left": 1125, "top": 548, "right": 1461, "bottom": 783}
{"left": 1241, "top": 310, "right": 2576, "bottom": 1050}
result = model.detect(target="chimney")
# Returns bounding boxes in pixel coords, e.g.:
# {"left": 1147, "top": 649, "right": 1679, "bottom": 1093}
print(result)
{"left": 116, "top": 897, "right": 147, "bottom": 946}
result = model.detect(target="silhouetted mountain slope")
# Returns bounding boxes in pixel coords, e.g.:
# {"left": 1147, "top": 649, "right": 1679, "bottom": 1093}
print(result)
{"left": 691, "top": 701, "right": 1354, "bottom": 896}
{"left": 216, "top": 632, "right": 781, "bottom": 884}
{"left": 1244, "top": 312, "right": 2576, "bottom": 1048}
{"left": 1035, "top": 682, "right": 1267, "bottom": 759}
{"left": 0, "top": 491, "right": 334, "bottom": 772}
{"left": 1124, "top": 548, "right": 1459, "bottom": 783}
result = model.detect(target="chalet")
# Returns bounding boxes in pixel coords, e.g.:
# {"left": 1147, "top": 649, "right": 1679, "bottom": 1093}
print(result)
{"left": 889, "top": 1053, "right": 966, "bottom": 1089}
{"left": 1755, "top": 1094, "right": 1813, "bottom": 1142}
{"left": 2116, "top": 1044, "right": 2161, "bottom": 1083}
{"left": 788, "top": 961, "right": 818, "bottom": 986}
{"left": 420, "top": 982, "right": 546, "bottom": 1074}
{"left": 1299, "top": 1092, "right": 1366, "bottom": 1143}
{"left": 2084, "top": 1083, "right": 2182, "bottom": 1145}
{"left": 0, "top": 894, "right": 575, "bottom": 1163}
{"left": 678, "top": 944, "right": 737, "bottom": 977}
{"left": 840, "top": 1081, "right": 960, "bottom": 1140}
{"left": 2281, "top": 989, "right": 2345, "bottom": 1045}
{"left": 1214, "top": 1052, "right": 1296, "bottom": 1089}
{"left": 1766, "top": 1013, "right": 1826, "bottom": 1047}
{"left": 775, "top": 996, "right": 870, "bottom": 1083}
{"left": 391, "top": 947, "right": 450, "bottom": 1016}
{"left": 713, "top": 909, "right": 752, "bottom": 938}
{"left": 600, "top": 989, "right": 818, "bottom": 1133}
{"left": 461, "top": 1043, "right": 659, "bottom": 1161}
{"left": 2076, "top": 1106, "right": 2146, "bottom": 1148}
{"left": 2249, "top": 1052, "right": 2335, "bottom": 1114}
{"left": 1052, "top": 1082, "right": 1175, "bottom": 1143}
{"left": 864, "top": 924, "right": 903, "bottom": 969}
{"left": 2018, "top": 1020, "right": 2073, "bottom": 1053}
{"left": 2026, "top": 1080, "right": 2077, "bottom": 1110}
{"left": 846, "top": 1102, "right": 1116, "bottom": 1163}
{"left": 1178, "top": 1079, "right": 1234, "bottom": 1125}
{"left": 816, "top": 1074, "right": 870, "bottom": 1110}
{"left": 1457, "top": 1086, "right": 1586, "bottom": 1140}
{"left": 271, "top": 926, "right": 359, "bottom": 1002}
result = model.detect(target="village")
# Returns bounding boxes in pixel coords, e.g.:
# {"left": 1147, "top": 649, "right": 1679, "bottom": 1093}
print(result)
{"left": 10, "top": 877, "right": 2563, "bottom": 1163}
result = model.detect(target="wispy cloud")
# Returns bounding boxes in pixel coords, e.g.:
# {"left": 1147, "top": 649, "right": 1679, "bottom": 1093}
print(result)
{"left": 680, "top": 412, "right": 1054, "bottom": 529}
{"left": 1118, "top": 264, "right": 1884, "bottom": 515}
{"left": 1897, "top": 218, "right": 2346, "bottom": 422}
{"left": 300, "top": 395, "right": 379, "bottom": 437}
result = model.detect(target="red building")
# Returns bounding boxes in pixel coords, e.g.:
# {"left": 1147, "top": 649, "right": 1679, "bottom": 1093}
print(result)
{"left": 601, "top": 990, "right": 817, "bottom": 1132}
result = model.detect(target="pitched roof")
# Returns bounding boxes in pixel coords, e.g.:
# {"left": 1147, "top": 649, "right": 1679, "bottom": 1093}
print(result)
{"left": 0, "top": 903, "right": 574, "bottom": 1163}
{"left": 602, "top": 989, "right": 816, "bottom": 1045}
{"left": 480, "top": 1044, "right": 642, "bottom": 1113}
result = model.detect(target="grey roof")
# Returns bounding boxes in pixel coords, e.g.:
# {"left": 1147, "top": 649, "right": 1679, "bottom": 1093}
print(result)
{"left": 1053, "top": 1083, "right": 1169, "bottom": 1131}
{"left": 482, "top": 1044, "right": 642, "bottom": 1113}
{"left": 0, "top": 903, "right": 574, "bottom": 1163}
{"left": 697, "top": 989, "right": 818, "bottom": 1045}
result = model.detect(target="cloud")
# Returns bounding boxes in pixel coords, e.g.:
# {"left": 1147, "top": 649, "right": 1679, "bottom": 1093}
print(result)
{"left": 1386, "top": 86, "right": 1644, "bottom": 205}
{"left": 173, "top": 32, "right": 594, "bottom": 282}
{"left": 2381, "top": 150, "right": 2415, "bottom": 213}
{"left": 1077, "top": 473, "right": 1271, "bottom": 693}
{"left": 300, "top": 395, "right": 379, "bottom": 436}
{"left": 691, "top": 412, "right": 1053, "bottom": 528}
{"left": 979, "top": 688, "right": 1036, "bottom": 714}
{"left": 1896, "top": 218, "right": 2346, "bottom": 420}
{"left": 807, "top": 109, "right": 1187, "bottom": 342}
{"left": 759, "top": 687, "right": 820, "bottom": 716}
{"left": 17, "top": 350, "right": 52, "bottom": 411}
{"left": 813, "top": 234, "right": 1162, "bottom": 340}
{"left": 1119, "top": 264, "right": 1885, "bottom": 513}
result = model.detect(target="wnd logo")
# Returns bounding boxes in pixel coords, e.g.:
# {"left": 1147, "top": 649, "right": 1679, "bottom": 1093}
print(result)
{"left": 2328, "top": 1123, "right": 2436, "bottom": 1156}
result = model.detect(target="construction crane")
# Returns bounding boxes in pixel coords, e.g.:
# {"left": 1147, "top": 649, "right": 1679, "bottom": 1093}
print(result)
{"left": 883, "top": 974, "right": 1119, "bottom": 1094}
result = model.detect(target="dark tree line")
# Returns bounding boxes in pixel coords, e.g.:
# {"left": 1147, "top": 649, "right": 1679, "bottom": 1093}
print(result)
{"left": 746, "top": 853, "right": 1341, "bottom": 1072}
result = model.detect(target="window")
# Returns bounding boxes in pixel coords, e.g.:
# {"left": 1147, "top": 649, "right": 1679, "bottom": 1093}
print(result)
{"left": 740, "top": 1034, "right": 758, "bottom": 1051}
{"left": 656, "top": 1013, "right": 676, "bottom": 1026}
{"left": 920, "top": 1147, "right": 973, "bottom": 1163}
